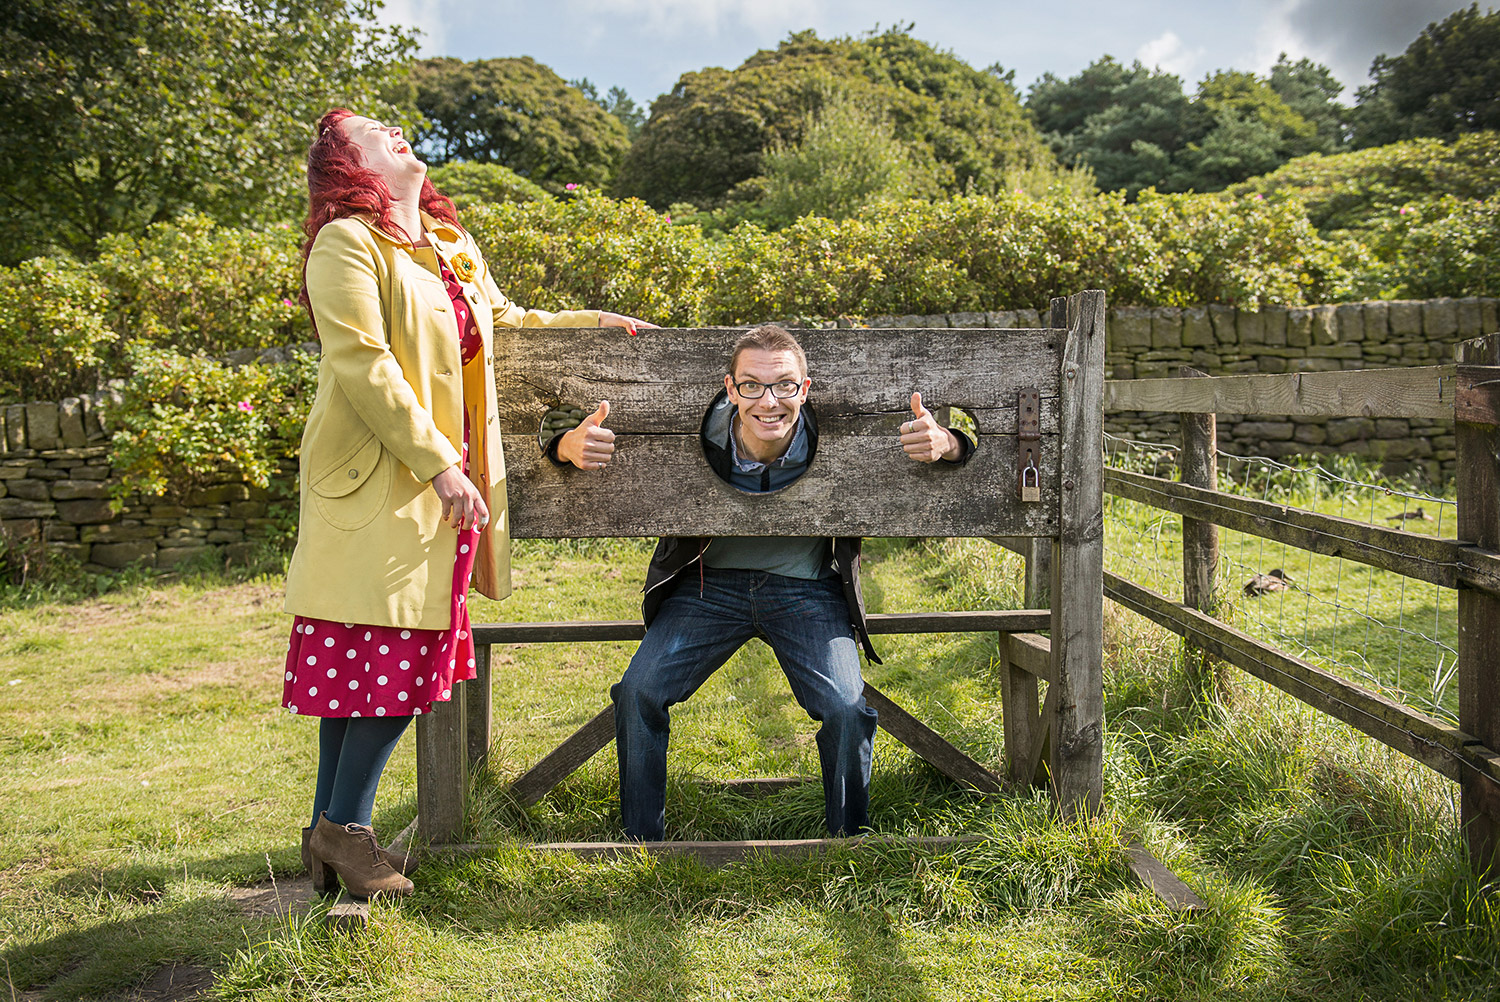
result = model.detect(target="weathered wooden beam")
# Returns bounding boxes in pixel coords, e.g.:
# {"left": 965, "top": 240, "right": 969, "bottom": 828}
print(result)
{"left": 473, "top": 610, "right": 1052, "bottom": 647}
{"left": 999, "top": 655, "right": 1041, "bottom": 786}
{"left": 504, "top": 432, "right": 1062, "bottom": 539}
{"left": 423, "top": 835, "right": 982, "bottom": 868}
{"left": 1104, "top": 365, "right": 1457, "bottom": 419}
{"left": 416, "top": 683, "right": 467, "bottom": 843}
{"left": 863, "top": 683, "right": 1005, "bottom": 793}
{"left": 1455, "top": 364, "right": 1500, "bottom": 425}
{"left": 1457, "top": 337, "right": 1500, "bottom": 877}
{"left": 1050, "top": 291, "right": 1107, "bottom": 818}
{"left": 1125, "top": 842, "right": 1204, "bottom": 911}
{"left": 493, "top": 327, "right": 1064, "bottom": 434}
{"left": 1106, "top": 467, "right": 1467, "bottom": 591}
{"left": 509, "top": 705, "right": 616, "bottom": 807}
{"left": 713, "top": 777, "right": 811, "bottom": 797}
{"left": 1104, "top": 570, "right": 1500, "bottom": 793}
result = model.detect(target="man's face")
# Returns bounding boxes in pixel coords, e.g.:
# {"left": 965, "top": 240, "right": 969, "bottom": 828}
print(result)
{"left": 724, "top": 348, "right": 809, "bottom": 463}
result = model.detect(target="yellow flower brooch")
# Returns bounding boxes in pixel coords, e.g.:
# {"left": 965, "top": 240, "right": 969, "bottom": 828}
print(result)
{"left": 450, "top": 252, "right": 477, "bottom": 283}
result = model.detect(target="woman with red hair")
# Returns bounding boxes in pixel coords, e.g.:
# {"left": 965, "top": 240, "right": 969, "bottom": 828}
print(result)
{"left": 284, "top": 108, "right": 648, "bottom": 898}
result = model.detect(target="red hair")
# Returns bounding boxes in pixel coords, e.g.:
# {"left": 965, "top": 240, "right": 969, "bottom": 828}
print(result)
{"left": 298, "top": 108, "right": 462, "bottom": 328}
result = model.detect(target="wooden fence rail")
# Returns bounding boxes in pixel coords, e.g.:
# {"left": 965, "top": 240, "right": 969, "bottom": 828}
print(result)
{"left": 1101, "top": 334, "right": 1500, "bottom": 876}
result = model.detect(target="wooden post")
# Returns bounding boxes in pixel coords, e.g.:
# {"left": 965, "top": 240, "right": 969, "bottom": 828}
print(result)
{"left": 1457, "top": 332, "right": 1500, "bottom": 877}
{"left": 1048, "top": 291, "right": 1106, "bottom": 817}
{"left": 466, "top": 644, "right": 492, "bottom": 768}
{"left": 1179, "top": 366, "right": 1221, "bottom": 699}
{"left": 416, "top": 684, "right": 467, "bottom": 843}
{"left": 1024, "top": 537, "right": 1051, "bottom": 609}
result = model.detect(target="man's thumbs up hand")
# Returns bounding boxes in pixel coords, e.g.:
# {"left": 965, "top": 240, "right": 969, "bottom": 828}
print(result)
{"left": 899, "top": 391, "right": 961, "bottom": 463}
{"left": 559, "top": 400, "right": 617, "bottom": 470}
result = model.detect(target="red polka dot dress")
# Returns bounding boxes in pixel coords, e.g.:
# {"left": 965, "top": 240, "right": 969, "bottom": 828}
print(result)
{"left": 282, "top": 257, "right": 485, "bottom": 718}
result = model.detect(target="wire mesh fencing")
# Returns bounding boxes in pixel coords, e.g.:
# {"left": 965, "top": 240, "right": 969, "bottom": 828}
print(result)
{"left": 1103, "top": 432, "right": 1460, "bottom": 723}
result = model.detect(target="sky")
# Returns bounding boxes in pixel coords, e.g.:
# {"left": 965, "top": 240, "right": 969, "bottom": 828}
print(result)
{"left": 377, "top": 0, "right": 1468, "bottom": 108}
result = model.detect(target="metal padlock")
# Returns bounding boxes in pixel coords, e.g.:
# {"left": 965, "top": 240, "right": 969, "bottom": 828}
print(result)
{"left": 1020, "top": 460, "right": 1040, "bottom": 502}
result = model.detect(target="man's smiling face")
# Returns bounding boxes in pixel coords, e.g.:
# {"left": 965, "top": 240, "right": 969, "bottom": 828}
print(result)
{"left": 725, "top": 347, "right": 810, "bottom": 465}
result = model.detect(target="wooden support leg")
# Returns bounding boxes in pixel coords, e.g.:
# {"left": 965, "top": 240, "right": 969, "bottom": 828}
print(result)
{"left": 416, "top": 686, "right": 467, "bottom": 844}
{"left": 1049, "top": 291, "right": 1106, "bottom": 819}
{"left": 509, "top": 705, "right": 617, "bottom": 806}
{"left": 863, "top": 683, "right": 1004, "bottom": 793}
{"left": 466, "top": 644, "right": 492, "bottom": 769}
{"left": 999, "top": 651, "right": 1040, "bottom": 786}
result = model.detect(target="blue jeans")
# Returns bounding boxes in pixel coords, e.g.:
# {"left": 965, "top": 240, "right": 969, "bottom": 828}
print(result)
{"left": 612, "top": 567, "right": 878, "bottom": 839}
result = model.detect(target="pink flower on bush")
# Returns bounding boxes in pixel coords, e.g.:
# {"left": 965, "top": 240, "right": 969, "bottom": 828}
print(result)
{"left": 564, "top": 183, "right": 579, "bottom": 191}
{"left": 664, "top": 214, "right": 672, "bottom": 224}
{"left": 237, "top": 400, "right": 254, "bottom": 413}
{"left": 1399, "top": 206, "right": 1411, "bottom": 215}
{"left": 282, "top": 298, "right": 295, "bottom": 307}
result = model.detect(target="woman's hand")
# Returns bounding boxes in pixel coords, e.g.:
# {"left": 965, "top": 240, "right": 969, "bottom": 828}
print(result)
{"left": 598, "top": 312, "right": 657, "bottom": 335}
{"left": 431, "top": 465, "right": 490, "bottom": 530}
{"left": 556, "top": 401, "right": 615, "bottom": 471}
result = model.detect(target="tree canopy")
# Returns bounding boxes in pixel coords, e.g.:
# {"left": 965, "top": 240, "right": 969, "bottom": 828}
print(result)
{"left": 406, "top": 57, "right": 630, "bottom": 192}
{"left": 1353, "top": 3, "right": 1500, "bottom": 147}
{"left": 0, "top": 0, "right": 414, "bottom": 264}
{"left": 615, "top": 27, "right": 1055, "bottom": 209}
{"left": 1027, "top": 56, "right": 1345, "bottom": 196}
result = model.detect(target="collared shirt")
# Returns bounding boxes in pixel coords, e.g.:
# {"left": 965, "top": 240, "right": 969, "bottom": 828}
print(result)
{"left": 702, "top": 403, "right": 833, "bottom": 580}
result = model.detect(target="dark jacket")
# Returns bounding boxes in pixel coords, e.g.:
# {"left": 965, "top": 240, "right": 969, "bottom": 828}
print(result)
{"left": 641, "top": 390, "right": 883, "bottom": 660}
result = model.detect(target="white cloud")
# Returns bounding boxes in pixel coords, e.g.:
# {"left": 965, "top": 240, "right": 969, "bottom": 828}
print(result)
{"left": 562, "top": 0, "right": 819, "bottom": 39}
{"left": 1135, "top": 30, "right": 1205, "bottom": 80}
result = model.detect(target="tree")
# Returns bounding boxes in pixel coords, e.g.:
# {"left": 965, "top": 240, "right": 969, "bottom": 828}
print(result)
{"left": 408, "top": 57, "right": 629, "bottom": 192}
{"left": 1267, "top": 55, "right": 1348, "bottom": 152}
{"left": 1027, "top": 58, "right": 1194, "bottom": 196}
{"left": 615, "top": 27, "right": 1054, "bottom": 209}
{"left": 758, "top": 91, "right": 935, "bottom": 224}
{"left": 0, "top": 0, "right": 415, "bottom": 264}
{"left": 572, "top": 78, "right": 647, "bottom": 140}
{"left": 1353, "top": 4, "right": 1500, "bottom": 147}
{"left": 1167, "top": 71, "right": 1321, "bottom": 190}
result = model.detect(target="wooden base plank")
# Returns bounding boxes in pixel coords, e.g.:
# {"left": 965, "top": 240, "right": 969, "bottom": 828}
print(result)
{"left": 422, "top": 835, "right": 982, "bottom": 868}
{"left": 863, "top": 683, "right": 1005, "bottom": 793}
{"left": 509, "top": 705, "right": 616, "bottom": 806}
{"left": 1125, "top": 842, "right": 1204, "bottom": 911}
{"left": 712, "top": 777, "right": 811, "bottom": 797}
{"left": 325, "top": 893, "right": 370, "bottom": 929}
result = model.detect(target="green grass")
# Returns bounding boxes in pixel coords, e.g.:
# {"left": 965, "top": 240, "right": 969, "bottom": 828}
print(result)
{"left": 1, "top": 536, "right": 1497, "bottom": 1000}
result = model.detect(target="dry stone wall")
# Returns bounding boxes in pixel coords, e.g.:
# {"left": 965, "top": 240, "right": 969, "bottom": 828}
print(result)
{"left": 2, "top": 297, "right": 1496, "bottom": 574}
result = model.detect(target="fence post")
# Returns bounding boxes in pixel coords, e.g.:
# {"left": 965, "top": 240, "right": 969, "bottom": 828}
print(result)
{"left": 1457, "top": 332, "right": 1500, "bottom": 877}
{"left": 1179, "top": 366, "right": 1221, "bottom": 699}
{"left": 1024, "top": 538, "right": 1052, "bottom": 610}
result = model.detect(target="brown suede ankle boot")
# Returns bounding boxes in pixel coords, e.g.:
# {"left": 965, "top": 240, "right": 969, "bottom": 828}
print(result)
{"left": 305, "top": 823, "right": 416, "bottom": 878}
{"left": 308, "top": 814, "right": 413, "bottom": 899}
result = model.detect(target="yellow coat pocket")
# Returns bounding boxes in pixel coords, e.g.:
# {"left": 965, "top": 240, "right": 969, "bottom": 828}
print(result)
{"left": 311, "top": 434, "right": 392, "bottom": 531}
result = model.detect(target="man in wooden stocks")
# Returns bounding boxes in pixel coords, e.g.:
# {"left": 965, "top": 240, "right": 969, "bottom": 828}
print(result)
{"left": 551, "top": 324, "right": 971, "bottom": 840}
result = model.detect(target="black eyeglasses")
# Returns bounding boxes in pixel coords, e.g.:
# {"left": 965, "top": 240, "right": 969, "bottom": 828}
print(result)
{"left": 732, "top": 379, "right": 802, "bottom": 399}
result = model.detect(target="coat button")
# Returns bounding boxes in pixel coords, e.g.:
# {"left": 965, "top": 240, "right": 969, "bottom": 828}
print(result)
{"left": 348, "top": 469, "right": 358, "bottom": 478}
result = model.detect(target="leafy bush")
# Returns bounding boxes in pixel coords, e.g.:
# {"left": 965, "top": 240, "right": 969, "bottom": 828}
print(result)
{"left": 463, "top": 188, "right": 711, "bottom": 325}
{"left": 94, "top": 214, "right": 308, "bottom": 357}
{"left": 107, "top": 345, "right": 317, "bottom": 503}
{"left": 1232, "top": 131, "right": 1500, "bottom": 233}
{"left": 1360, "top": 193, "right": 1500, "bottom": 298}
{"left": 0, "top": 257, "right": 119, "bottom": 402}
{"left": 427, "top": 162, "right": 552, "bottom": 208}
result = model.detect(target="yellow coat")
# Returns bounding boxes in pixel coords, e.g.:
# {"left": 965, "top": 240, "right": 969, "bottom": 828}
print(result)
{"left": 283, "top": 212, "right": 598, "bottom": 629}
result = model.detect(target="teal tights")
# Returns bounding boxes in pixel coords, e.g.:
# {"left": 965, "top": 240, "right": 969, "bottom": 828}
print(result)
{"left": 311, "top": 715, "right": 412, "bottom": 828}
